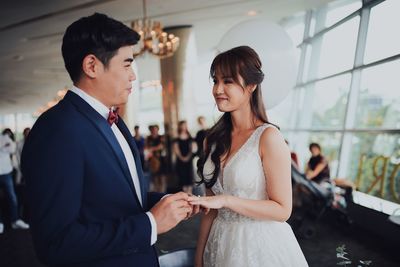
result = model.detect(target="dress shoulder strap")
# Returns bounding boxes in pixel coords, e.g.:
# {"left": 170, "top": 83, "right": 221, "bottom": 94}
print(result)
{"left": 253, "top": 123, "right": 276, "bottom": 149}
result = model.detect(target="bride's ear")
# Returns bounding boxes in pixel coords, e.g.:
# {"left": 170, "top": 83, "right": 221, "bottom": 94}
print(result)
{"left": 246, "top": 84, "right": 257, "bottom": 93}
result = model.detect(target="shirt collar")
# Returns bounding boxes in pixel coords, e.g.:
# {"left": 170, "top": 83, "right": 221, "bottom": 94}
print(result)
{"left": 70, "top": 86, "right": 110, "bottom": 120}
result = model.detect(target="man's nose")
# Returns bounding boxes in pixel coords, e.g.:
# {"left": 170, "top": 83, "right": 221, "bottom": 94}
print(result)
{"left": 129, "top": 69, "right": 136, "bottom": 82}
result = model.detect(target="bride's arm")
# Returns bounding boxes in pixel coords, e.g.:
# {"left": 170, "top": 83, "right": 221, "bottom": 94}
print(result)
{"left": 189, "top": 127, "right": 292, "bottom": 222}
{"left": 195, "top": 189, "right": 217, "bottom": 267}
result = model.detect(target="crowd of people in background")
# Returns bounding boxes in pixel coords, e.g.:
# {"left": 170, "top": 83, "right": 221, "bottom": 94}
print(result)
{"left": 0, "top": 127, "right": 30, "bottom": 234}
{"left": 0, "top": 116, "right": 346, "bottom": 234}
{"left": 132, "top": 116, "right": 208, "bottom": 195}
{"left": 0, "top": 115, "right": 210, "bottom": 234}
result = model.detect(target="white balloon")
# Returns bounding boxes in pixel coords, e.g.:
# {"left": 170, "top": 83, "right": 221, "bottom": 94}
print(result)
{"left": 217, "top": 19, "right": 297, "bottom": 109}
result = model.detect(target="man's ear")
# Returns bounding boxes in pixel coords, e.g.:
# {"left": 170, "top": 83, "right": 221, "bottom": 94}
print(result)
{"left": 82, "top": 54, "right": 101, "bottom": 79}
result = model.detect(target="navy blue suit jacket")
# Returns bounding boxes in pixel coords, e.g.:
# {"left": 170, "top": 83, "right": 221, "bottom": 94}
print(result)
{"left": 21, "top": 91, "right": 164, "bottom": 267}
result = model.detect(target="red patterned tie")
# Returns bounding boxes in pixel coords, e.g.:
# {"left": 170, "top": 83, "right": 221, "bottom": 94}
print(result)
{"left": 107, "top": 107, "right": 119, "bottom": 125}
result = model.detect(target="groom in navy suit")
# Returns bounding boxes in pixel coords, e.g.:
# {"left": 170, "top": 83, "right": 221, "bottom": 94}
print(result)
{"left": 21, "top": 13, "right": 195, "bottom": 267}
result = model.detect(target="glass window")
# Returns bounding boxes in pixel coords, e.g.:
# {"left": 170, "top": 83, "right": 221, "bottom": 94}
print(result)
{"left": 137, "top": 110, "right": 165, "bottom": 135}
{"left": 286, "top": 0, "right": 400, "bottom": 209}
{"left": 284, "top": 15, "right": 305, "bottom": 46}
{"left": 137, "top": 83, "right": 164, "bottom": 134}
{"left": 325, "top": 0, "right": 362, "bottom": 27}
{"left": 310, "top": 74, "right": 351, "bottom": 128}
{"left": 15, "top": 113, "right": 36, "bottom": 139}
{"left": 317, "top": 16, "right": 360, "bottom": 77}
{"left": 0, "top": 114, "right": 16, "bottom": 132}
{"left": 347, "top": 132, "right": 400, "bottom": 204}
{"left": 282, "top": 13, "right": 305, "bottom": 77}
{"left": 139, "top": 83, "right": 162, "bottom": 111}
{"left": 355, "top": 60, "right": 400, "bottom": 128}
{"left": 364, "top": 0, "right": 400, "bottom": 63}
{"left": 268, "top": 89, "right": 297, "bottom": 129}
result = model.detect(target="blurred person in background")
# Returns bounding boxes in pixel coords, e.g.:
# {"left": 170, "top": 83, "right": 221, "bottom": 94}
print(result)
{"left": 306, "top": 142, "right": 331, "bottom": 185}
{"left": 15, "top": 127, "right": 31, "bottom": 185}
{"left": 0, "top": 129, "right": 29, "bottom": 234}
{"left": 195, "top": 116, "right": 208, "bottom": 158}
{"left": 146, "top": 124, "right": 167, "bottom": 192}
{"left": 173, "top": 120, "right": 196, "bottom": 194}
{"left": 133, "top": 125, "right": 145, "bottom": 170}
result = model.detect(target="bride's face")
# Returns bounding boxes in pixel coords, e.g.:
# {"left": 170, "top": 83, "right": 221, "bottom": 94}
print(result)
{"left": 212, "top": 72, "right": 253, "bottom": 113}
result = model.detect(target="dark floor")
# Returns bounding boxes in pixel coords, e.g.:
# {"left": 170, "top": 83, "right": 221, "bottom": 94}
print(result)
{"left": 1, "top": 209, "right": 399, "bottom": 267}
{"left": 157, "top": 210, "right": 400, "bottom": 267}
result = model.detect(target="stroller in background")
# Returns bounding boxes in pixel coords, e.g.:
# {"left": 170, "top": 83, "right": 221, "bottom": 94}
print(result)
{"left": 288, "top": 164, "right": 351, "bottom": 238}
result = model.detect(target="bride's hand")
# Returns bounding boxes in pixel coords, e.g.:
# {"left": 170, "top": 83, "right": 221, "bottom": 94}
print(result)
{"left": 188, "top": 195, "right": 228, "bottom": 210}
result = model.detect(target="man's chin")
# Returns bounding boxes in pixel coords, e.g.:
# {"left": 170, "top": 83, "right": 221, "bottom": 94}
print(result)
{"left": 115, "top": 99, "right": 128, "bottom": 107}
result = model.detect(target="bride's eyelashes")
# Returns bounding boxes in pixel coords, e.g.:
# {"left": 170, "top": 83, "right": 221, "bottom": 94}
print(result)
{"left": 213, "top": 77, "right": 234, "bottom": 84}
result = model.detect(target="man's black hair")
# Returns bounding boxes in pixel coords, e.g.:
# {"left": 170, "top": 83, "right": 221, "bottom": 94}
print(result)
{"left": 62, "top": 13, "right": 140, "bottom": 83}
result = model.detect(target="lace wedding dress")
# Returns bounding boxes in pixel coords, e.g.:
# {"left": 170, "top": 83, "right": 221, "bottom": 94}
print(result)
{"left": 203, "top": 124, "right": 308, "bottom": 267}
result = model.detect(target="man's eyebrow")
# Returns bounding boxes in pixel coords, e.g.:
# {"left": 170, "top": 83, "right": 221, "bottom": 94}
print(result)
{"left": 124, "top": 58, "right": 134, "bottom": 63}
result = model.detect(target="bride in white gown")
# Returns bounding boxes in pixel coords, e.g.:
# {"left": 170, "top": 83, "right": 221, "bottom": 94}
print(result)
{"left": 188, "top": 46, "right": 308, "bottom": 267}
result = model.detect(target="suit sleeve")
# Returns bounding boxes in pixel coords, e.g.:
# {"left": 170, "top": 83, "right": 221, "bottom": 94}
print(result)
{"left": 146, "top": 192, "right": 165, "bottom": 210}
{"left": 22, "top": 122, "right": 152, "bottom": 265}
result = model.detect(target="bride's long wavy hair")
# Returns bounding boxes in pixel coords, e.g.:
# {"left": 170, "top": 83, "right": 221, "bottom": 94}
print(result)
{"left": 197, "top": 46, "right": 276, "bottom": 189}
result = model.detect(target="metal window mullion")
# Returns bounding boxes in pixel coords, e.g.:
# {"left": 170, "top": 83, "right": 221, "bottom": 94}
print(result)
{"left": 298, "top": 8, "right": 326, "bottom": 130}
{"left": 307, "top": 8, "right": 326, "bottom": 82}
{"left": 337, "top": 5, "right": 370, "bottom": 177}
{"left": 296, "top": 10, "right": 313, "bottom": 86}
{"left": 291, "top": 11, "right": 312, "bottom": 129}
{"left": 353, "top": 6, "right": 370, "bottom": 68}
{"left": 363, "top": 0, "right": 385, "bottom": 7}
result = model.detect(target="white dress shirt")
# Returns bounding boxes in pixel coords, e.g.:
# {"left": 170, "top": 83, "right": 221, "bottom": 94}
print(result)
{"left": 0, "top": 134, "right": 16, "bottom": 175}
{"left": 70, "top": 86, "right": 157, "bottom": 245}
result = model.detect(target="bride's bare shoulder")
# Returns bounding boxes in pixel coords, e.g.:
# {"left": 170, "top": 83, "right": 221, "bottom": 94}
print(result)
{"left": 259, "top": 125, "right": 289, "bottom": 157}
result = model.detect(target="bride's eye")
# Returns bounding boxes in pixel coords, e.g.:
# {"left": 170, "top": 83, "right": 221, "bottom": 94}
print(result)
{"left": 224, "top": 78, "right": 233, "bottom": 84}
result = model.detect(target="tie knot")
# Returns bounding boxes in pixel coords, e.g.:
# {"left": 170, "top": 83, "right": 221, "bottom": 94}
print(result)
{"left": 107, "top": 107, "right": 119, "bottom": 125}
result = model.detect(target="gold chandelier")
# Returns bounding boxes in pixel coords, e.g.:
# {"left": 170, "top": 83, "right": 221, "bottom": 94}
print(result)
{"left": 132, "top": 0, "right": 179, "bottom": 58}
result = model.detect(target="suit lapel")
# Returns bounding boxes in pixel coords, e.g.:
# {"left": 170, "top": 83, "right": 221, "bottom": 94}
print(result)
{"left": 116, "top": 119, "right": 147, "bottom": 208}
{"left": 63, "top": 91, "right": 141, "bottom": 206}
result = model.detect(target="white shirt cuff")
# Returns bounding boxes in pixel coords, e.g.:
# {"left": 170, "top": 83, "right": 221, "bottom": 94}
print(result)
{"left": 161, "top": 194, "right": 171, "bottom": 200}
{"left": 146, "top": 212, "right": 157, "bottom": 245}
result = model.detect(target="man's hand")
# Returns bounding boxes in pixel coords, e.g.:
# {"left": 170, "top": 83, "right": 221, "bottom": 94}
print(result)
{"left": 150, "top": 192, "right": 191, "bottom": 234}
{"left": 186, "top": 202, "right": 201, "bottom": 219}
{"left": 186, "top": 194, "right": 211, "bottom": 218}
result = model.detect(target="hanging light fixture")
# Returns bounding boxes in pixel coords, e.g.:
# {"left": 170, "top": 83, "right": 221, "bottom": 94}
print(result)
{"left": 132, "top": 0, "right": 180, "bottom": 58}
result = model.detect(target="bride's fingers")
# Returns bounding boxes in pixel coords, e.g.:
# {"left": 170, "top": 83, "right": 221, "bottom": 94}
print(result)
{"left": 187, "top": 195, "right": 205, "bottom": 201}
{"left": 188, "top": 198, "right": 208, "bottom": 206}
{"left": 188, "top": 200, "right": 203, "bottom": 206}
{"left": 188, "top": 196, "right": 208, "bottom": 205}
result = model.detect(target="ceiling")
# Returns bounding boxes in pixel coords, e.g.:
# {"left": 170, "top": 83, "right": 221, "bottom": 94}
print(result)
{"left": 0, "top": 0, "right": 332, "bottom": 114}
